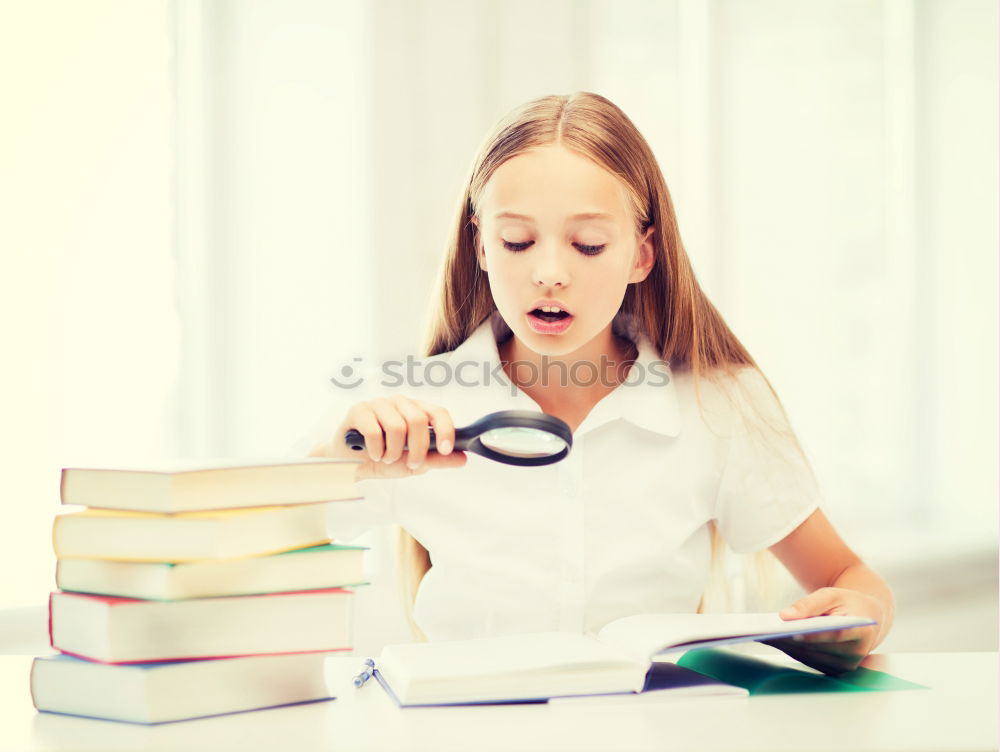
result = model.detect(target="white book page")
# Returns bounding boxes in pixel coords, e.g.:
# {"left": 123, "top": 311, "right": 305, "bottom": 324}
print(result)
{"left": 380, "top": 631, "right": 640, "bottom": 682}
{"left": 62, "top": 457, "right": 357, "bottom": 474}
{"left": 596, "top": 613, "right": 876, "bottom": 660}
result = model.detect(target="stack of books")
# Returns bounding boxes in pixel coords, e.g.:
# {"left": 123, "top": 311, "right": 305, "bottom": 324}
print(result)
{"left": 30, "top": 458, "right": 366, "bottom": 724}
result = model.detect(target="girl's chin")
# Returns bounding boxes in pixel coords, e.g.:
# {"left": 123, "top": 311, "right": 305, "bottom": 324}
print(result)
{"left": 509, "top": 318, "right": 591, "bottom": 358}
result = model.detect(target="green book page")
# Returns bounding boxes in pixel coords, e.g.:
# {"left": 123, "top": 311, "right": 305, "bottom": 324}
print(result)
{"left": 677, "top": 648, "right": 928, "bottom": 695}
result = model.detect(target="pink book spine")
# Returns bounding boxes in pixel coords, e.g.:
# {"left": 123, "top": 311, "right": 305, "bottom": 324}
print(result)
{"left": 54, "top": 587, "right": 354, "bottom": 606}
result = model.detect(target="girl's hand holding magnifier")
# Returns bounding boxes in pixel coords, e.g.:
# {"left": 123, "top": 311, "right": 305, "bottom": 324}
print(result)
{"left": 309, "top": 396, "right": 468, "bottom": 480}
{"left": 345, "top": 408, "right": 572, "bottom": 471}
{"left": 310, "top": 397, "right": 573, "bottom": 481}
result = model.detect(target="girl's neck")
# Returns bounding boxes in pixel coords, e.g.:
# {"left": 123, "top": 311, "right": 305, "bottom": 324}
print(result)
{"left": 498, "top": 327, "right": 638, "bottom": 412}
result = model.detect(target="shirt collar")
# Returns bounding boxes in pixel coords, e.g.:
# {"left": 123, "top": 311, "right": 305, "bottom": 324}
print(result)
{"left": 447, "top": 310, "right": 681, "bottom": 438}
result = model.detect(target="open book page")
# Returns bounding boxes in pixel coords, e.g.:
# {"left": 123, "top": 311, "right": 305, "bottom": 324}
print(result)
{"left": 596, "top": 613, "right": 877, "bottom": 661}
{"left": 547, "top": 662, "right": 749, "bottom": 704}
{"left": 377, "top": 631, "right": 648, "bottom": 705}
{"left": 381, "top": 631, "right": 641, "bottom": 679}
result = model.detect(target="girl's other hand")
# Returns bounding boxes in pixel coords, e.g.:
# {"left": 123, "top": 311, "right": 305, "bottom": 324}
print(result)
{"left": 763, "top": 587, "right": 884, "bottom": 676}
{"left": 308, "top": 395, "right": 467, "bottom": 480}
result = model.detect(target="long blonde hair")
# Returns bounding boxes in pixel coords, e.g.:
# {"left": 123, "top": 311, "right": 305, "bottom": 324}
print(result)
{"left": 398, "top": 91, "right": 804, "bottom": 636}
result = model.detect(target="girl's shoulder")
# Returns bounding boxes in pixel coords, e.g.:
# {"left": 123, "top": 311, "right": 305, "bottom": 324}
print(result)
{"left": 669, "top": 364, "right": 787, "bottom": 442}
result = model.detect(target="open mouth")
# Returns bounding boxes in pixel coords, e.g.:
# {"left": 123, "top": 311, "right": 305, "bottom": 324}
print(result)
{"left": 526, "top": 307, "right": 575, "bottom": 334}
{"left": 529, "top": 308, "right": 572, "bottom": 323}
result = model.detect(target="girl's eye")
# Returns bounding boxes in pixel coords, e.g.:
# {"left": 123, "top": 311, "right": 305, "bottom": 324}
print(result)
{"left": 501, "top": 240, "right": 606, "bottom": 256}
{"left": 502, "top": 240, "right": 532, "bottom": 252}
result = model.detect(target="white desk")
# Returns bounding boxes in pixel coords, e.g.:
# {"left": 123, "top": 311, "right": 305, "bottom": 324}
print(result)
{"left": 1, "top": 651, "right": 996, "bottom": 751}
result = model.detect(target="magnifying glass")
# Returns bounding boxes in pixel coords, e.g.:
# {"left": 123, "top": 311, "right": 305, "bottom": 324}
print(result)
{"left": 344, "top": 409, "right": 573, "bottom": 467}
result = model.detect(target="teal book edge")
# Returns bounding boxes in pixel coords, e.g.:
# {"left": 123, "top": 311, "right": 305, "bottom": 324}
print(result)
{"left": 277, "top": 543, "right": 369, "bottom": 555}
{"left": 677, "top": 647, "right": 928, "bottom": 695}
{"left": 56, "top": 543, "right": 371, "bottom": 600}
{"left": 159, "top": 542, "right": 369, "bottom": 567}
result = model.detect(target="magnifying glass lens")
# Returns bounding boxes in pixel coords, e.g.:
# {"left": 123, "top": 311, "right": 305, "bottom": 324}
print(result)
{"left": 478, "top": 426, "right": 568, "bottom": 458}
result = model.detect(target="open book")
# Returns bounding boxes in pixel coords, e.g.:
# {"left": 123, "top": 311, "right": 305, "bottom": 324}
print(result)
{"left": 373, "top": 612, "right": 876, "bottom": 706}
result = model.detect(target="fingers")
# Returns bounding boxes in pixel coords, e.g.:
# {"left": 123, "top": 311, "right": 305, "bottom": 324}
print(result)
{"left": 770, "top": 582, "right": 880, "bottom": 673}
{"left": 394, "top": 399, "right": 430, "bottom": 469}
{"left": 421, "top": 402, "right": 457, "bottom": 455}
{"left": 762, "top": 636, "right": 866, "bottom": 676}
{"left": 373, "top": 400, "right": 409, "bottom": 464}
{"left": 777, "top": 588, "right": 881, "bottom": 658}
{"left": 778, "top": 587, "right": 842, "bottom": 620}
{"left": 793, "top": 625, "right": 875, "bottom": 644}
{"left": 340, "top": 396, "right": 461, "bottom": 477}
{"left": 345, "top": 404, "right": 387, "bottom": 462}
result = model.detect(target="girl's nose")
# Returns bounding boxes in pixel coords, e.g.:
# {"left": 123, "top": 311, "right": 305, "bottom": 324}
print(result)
{"left": 531, "top": 245, "right": 570, "bottom": 288}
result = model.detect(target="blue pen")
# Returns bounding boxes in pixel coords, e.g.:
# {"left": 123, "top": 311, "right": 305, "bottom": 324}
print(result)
{"left": 353, "top": 657, "right": 376, "bottom": 688}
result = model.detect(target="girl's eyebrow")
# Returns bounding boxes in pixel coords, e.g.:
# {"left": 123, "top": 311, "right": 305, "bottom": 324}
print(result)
{"left": 494, "top": 211, "right": 616, "bottom": 223}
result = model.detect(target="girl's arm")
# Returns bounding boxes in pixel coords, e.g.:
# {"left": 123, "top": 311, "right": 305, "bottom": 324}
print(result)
{"left": 765, "top": 507, "right": 896, "bottom": 674}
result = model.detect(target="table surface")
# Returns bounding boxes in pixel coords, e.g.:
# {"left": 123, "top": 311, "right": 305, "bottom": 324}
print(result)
{"left": 1, "top": 649, "right": 997, "bottom": 752}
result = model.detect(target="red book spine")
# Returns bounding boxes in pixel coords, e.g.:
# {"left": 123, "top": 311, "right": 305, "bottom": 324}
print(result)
{"left": 54, "top": 587, "right": 353, "bottom": 607}
{"left": 47, "top": 591, "right": 54, "bottom": 650}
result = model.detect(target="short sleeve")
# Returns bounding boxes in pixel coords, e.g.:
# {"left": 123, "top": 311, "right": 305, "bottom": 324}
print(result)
{"left": 712, "top": 367, "right": 822, "bottom": 554}
{"left": 284, "top": 365, "right": 399, "bottom": 544}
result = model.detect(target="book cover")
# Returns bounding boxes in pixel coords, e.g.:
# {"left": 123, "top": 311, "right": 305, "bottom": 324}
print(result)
{"left": 56, "top": 543, "right": 368, "bottom": 599}
{"left": 52, "top": 503, "right": 338, "bottom": 562}
{"left": 31, "top": 652, "right": 335, "bottom": 724}
{"left": 60, "top": 458, "right": 363, "bottom": 513}
{"left": 49, "top": 588, "right": 354, "bottom": 663}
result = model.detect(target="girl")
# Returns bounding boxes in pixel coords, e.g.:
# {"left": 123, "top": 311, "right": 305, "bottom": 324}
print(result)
{"left": 306, "top": 91, "right": 894, "bottom": 676}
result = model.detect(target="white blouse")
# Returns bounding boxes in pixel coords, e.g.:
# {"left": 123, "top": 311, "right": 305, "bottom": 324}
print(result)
{"left": 293, "top": 310, "right": 822, "bottom": 642}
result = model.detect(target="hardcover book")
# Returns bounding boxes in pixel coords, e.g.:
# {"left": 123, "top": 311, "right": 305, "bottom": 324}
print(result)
{"left": 31, "top": 652, "right": 335, "bottom": 724}
{"left": 60, "top": 458, "right": 362, "bottom": 513}
{"left": 49, "top": 588, "right": 354, "bottom": 663}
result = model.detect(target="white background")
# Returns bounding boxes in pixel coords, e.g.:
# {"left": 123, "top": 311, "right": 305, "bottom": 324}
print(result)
{"left": 1, "top": 0, "right": 996, "bottom": 654}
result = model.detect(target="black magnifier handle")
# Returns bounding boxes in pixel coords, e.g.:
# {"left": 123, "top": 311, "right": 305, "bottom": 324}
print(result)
{"left": 343, "top": 427, "right": 447, "bottom": 452}
{"left": 343, "top": 409, "right": 573, "bottom": 466}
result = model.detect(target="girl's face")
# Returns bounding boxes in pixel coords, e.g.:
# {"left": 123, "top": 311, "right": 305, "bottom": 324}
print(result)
{"left": 473, "top": 144, "right": 655, "bottom": 358}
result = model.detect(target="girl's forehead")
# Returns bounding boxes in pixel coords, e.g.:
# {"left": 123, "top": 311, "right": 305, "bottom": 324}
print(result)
{"left": 479, "top": 147, "right": 631, "bottom": 224}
